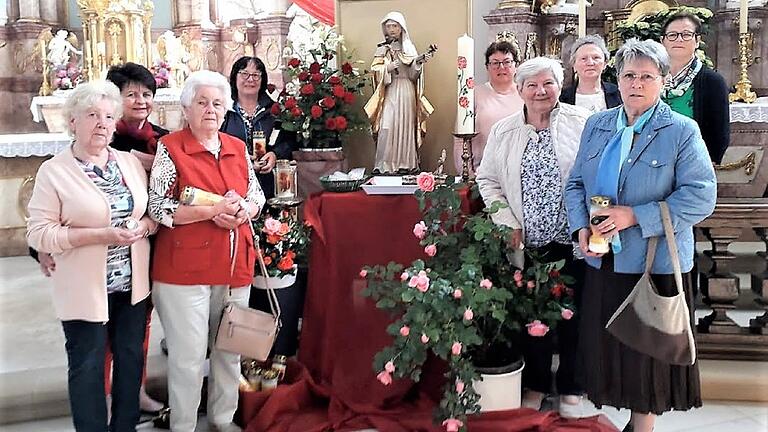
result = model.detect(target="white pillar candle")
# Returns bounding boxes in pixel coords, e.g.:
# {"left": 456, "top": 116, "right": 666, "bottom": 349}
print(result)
{"left": 578, "top": 0, "right": 587, "bottom": 37}
{"left": 455, "top": 34, "right": 475, "bottom": 135}
{"left": 739, "top": 0, "right": 749, "bottom": 33}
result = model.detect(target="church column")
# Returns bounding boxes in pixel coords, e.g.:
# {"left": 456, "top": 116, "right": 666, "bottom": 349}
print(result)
{"left": 17, "top": 0, "right": 42, "bottom": 22}
{"left": 253, "top": 15, "right": 293, "bottom": 89}
{"left": 39, "top": 0, "right": 57, "bottom": 25}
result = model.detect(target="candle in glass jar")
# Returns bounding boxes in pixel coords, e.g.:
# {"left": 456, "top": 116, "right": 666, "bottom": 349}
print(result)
{"left": 739, "top": 0, "right": 749, "bottom": 33}
{"left": 455, "top": 34, "right": 475, "bottom": 135}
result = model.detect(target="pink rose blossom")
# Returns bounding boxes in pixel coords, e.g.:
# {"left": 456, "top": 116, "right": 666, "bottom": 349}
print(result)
{"left": 413, "top": 221, "right": 427, "bottom": 239}
{"left": 527, "top": 280, "right": 536, "bottom": 289}
{"left": 421, "top": 333, "right": 430, "bottom": 343}
{"left": 385, "top": 361, "right": 395, "bottom": 373}
{"left": 466, "top": 77, "right": 475, "bottom": 89}
{"left": 442, "top": 418, "right": 464, "bottom": 432}
{"left": 359, "top": 269, "right": 367, "bottom": 278}
{"left": 451, "top": 342, "right": 462, "bottom": 356}
{"left": 264, "top": 218, "right": 282, "bottom": 235}
{"left": 416, "top": 172, "right": 436, "bottom": 192}
{"left": 401, "top": 272, "right": 409, "bottom": 281}
{"left": 463, "top": 308, "right": 474, "bottom": 321}
{"left": 453, "top": 289, "right": 462, "bottom": 299}
{"left": 480, "top": 278, "right": 493, "bottom": 289}
{"left": 513, "top": 270, "right": 523, "bottom": 282}
{"left": 455, "top": 379, "right": 465, "bottom": 394}
{"left": 399, "top": 326, "right": 410, "bottom": 337}
{"left": 410, "top": 270, "right": 430, "bottom": 292}
{"left": 516, "top": 281, "right": 524, "bottom": 288}
{"left": 377, "top": 371, "right": 392, "bottom": 385}
{"left": 424, "top": 244, "right": 437, "bottom": 257}
{"left": 527, "top": 320, "right": 550, "bottom": 337}
{"left": 561, "top": 309, "right": 574, "bottom": 320}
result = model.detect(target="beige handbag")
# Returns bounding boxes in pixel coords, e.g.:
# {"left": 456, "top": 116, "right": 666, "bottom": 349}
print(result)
{"left": 605, "top": 201, "right": 697, "bottom": 366}
{"left": 215, "top": 236, "right": 282, "bottom": 361}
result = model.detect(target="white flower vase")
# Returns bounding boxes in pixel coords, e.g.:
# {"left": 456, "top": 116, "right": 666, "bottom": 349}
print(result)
{"left": 253, "top": 265, "right": 297, "bottom": 289}
{"left": 472, "top": 360, "right": 525, "bottom": 412}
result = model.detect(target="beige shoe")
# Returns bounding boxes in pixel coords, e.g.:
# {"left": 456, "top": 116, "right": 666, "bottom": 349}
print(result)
{"left": 558, "top": 395, "right": 583, "bottom": 418}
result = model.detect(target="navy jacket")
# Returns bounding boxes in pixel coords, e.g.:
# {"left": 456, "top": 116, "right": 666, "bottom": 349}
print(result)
{"left": 691, "top": 67, "right": 730, "bottom": 164}
{"left": 560, "top": 81, "right": 622, "bottom": 110}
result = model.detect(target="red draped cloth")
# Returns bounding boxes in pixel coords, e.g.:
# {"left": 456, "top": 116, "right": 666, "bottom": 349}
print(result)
{"left": 240, "top": 191, "right": 617, "bottom": 432}
{"left": 293, "top": 0, "right": 335, "bottom": 25}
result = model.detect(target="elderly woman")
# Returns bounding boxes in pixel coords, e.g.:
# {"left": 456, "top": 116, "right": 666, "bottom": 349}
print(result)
{"left": 564, "top": 39, "right": 716, "bottom": 432}
{"left": 560, "top": 35, "right": 622, "bottom": 113}
{"left": 452, "top": 40, "right": 524, "bottom": 173}
{"left": 476, "top": 56, "right": 590, "bottom": 417}
{"left": 148, "top": 70, "right": 265, "bottom": 432}
{"left": 26, "top": 80, "right": 157, "bottom": 431}
{"left": 661, "top": 12, "right": 729, "bottom": 163}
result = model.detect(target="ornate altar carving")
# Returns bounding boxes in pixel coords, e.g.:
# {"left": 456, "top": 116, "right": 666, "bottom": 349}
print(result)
{"left": 76, "top": 0, "right": 154, "bottom": 81}
{"left": 602, "top": 0, "right": 678, "bottom": 49}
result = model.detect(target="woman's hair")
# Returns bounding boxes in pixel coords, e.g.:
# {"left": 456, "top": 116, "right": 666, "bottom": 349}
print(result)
{"left": 484, "top": 41, "right": 521, "bottom": 65}
{"left": 179, "top": 70, "right": 233, "bottom": 111}
{"left": 514, "top": 57, "right": 564, "bottom": 88}
{"left": 662, "top": 12, "right": 703, "bottom": 35}
{"left": 63, "top": 80, "right": 123, "bottom": 126}
{"left": 228, "top": 56, "right": 268, "bottom": 102}
{"left": 615, "top": 38, "right": 671, "bottom": 76}
{"left": 568, "top": 34, "right": 610, "bottom": 66}
{"left": 106, "top": 62, "right": 157, "bottom": 95}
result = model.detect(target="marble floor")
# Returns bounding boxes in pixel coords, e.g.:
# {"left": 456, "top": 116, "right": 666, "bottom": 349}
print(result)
{"left": 1, "top": 254, "right": 767, "bottom": 431}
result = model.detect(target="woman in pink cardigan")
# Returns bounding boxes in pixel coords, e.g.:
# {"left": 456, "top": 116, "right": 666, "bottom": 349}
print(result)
{"left": 26, "top": 80, "right": 157, "bottom": 432}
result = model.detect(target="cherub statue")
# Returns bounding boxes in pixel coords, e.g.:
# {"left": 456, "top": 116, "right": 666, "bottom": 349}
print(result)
{"left": 156, "top": 30, "right": 190, "bottom": 87}
{"left": 47, "top": 29, "right": 82, "bottom": 68}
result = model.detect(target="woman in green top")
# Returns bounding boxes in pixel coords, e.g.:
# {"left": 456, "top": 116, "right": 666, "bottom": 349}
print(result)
{"left": 661, "top": 12, "right": 729, "bottom": 163}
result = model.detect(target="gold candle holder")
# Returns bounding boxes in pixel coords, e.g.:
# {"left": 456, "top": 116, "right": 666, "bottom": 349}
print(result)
{"left": 453, "top": 132, "right": 478, "bottom": 184}
{"left": 729, "top": 32, "right": 758, "bottom": 104}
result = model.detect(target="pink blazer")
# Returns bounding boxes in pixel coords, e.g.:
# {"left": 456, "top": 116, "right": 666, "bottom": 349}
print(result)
{"left": 26, "top": 146, "right": 156, "bottom": 322}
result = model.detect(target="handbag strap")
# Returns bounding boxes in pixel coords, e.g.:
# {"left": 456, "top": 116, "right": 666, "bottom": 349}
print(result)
{"left": 254, "top": 235, "right": 282, "bottom": 321}
{"left": 659, "top": 201, "right": 685, "bottom": 297}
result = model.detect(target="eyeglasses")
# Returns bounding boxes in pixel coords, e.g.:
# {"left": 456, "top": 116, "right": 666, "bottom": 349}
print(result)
{"left": 489, "top": 60, "right": 515, "bottom": 69}
{"left": 619, "top": 72, "right": 662, "bottom": 84}
{"left": 662, "top": 31, "right": 698, "bottom": 41}
{"left": 237, "top": 71, "right": 262, "bottom": 81}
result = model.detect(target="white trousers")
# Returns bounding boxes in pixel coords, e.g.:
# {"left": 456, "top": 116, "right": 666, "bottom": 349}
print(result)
{"left": 153, "top": 283, "right": 250, "bottom": 432}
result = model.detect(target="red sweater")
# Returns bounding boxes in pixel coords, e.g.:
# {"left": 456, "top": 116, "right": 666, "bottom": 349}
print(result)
{"left": 152, "top": 129, "right": 255, "bottom": 287}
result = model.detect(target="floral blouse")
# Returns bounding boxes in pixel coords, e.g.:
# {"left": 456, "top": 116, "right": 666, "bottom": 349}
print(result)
{"left": 520, "top": 128, "right": 571, "bottom": 247}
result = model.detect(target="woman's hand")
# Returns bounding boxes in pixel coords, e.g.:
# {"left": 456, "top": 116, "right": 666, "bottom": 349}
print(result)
{"left": 212, "top": 196, "right": 240, "bottom": 217}
{"left": 39, "top": 253, "right": 56, "bottom": 277}
{"left": 212, "top": 213, "right": 249, "bottom": 230}
{"left": 103, "top": 227, "right": 144, "bottom": 246}
{"left": 508, "top": 229, "right": 523, "bottom": 250}
{"left": 386, "top": 60, "right": 401, "bottom": 72}
{"left": 258, "top": 151, "right": 277, "bottom": 174}
{"left": 592, "top": 205, "right": 637, "bottom": 237}
{"left": 578, "top": 228, "right": 606, "bottom": 258}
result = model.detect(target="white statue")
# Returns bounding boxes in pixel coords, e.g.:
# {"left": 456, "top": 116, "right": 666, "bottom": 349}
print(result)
{"left": 47, "top": 30, "right": 82, "bottom": 68}
{"left": 156, "top": 30, "right": 190, "bottom": 87}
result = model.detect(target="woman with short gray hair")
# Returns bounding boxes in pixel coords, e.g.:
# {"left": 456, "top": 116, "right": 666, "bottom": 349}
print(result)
{"left": 477, "top": 57, "right": 590, "bottom": 417}
{"left": 560, "top": 34, "right": 621, "bottom": 112}
{"left": 565, "top": 38, "right": 715, "bottom": 431}
{"left": 148, "top": 70, "right": 265, "bottom": 432}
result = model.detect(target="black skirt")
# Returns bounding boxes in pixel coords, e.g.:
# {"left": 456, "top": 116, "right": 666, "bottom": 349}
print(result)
{"left": 577, "top": 254, "right": 702, "bottom": 414}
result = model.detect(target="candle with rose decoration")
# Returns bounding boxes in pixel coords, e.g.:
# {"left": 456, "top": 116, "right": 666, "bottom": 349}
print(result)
{"left": 578, "top": 0, "right": 587, "bottom": 37}
{"left": 455, "top": 34, "right": 475, "bottom": 135}
{"left": 739, "top": 0, "right": 748, "bottom": 33}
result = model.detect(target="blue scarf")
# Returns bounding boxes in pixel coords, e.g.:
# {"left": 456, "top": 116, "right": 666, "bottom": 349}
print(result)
{"left": 594, "top": 102, "right": 658, "bottom": 253}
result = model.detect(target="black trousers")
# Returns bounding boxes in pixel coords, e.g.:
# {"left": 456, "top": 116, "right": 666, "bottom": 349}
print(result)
{"left": 62, "top": 292, "right": 147, "bottom": 432}
{"left": 521, "top": 242, "right": 585, "bottom": 396}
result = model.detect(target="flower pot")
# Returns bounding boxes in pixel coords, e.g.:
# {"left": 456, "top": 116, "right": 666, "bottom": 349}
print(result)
{"left": 253, "top": 266, "right": 297, "bottom": 289}
{"left": 473, "top": 359, "right": 525, "bottom": 412}
{"left": 292, "top": 147, "right": 347, "bottom": 198}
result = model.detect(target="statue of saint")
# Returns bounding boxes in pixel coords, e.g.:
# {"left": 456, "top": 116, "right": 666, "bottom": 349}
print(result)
{"left": 156, "top": 30, "right": 190, "bottom": 87}
{"left": 47, "top": 29, "right": 82, "bottom": 68}
{"left": 364, "top": 12, "right": 434, "bottom": 173}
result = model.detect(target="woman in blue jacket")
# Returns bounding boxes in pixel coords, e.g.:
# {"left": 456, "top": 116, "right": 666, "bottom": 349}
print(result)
{"left": 564, "top": 39, "right": 716, "bottom": 432}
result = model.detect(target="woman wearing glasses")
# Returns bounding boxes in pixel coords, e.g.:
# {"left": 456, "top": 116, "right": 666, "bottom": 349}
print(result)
{"left": 560, "top": 35, "right": 622, "bottom": 114}
{"left": 661, "top": 12, "right": 729, "bottom": 163}
{"left": 452, "top": 40, "right": 524, "bottom": 173}
{"left": 565, "top": 39, "right": 716, "bottom": 432}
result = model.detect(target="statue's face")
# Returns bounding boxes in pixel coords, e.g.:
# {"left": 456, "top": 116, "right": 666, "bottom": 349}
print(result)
{"left": 384, "top": 20, "right": 402, "bottom": 40}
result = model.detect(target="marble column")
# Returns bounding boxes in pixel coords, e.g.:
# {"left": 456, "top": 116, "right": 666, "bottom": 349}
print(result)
{"left": 39, "top": 0, "right": 57, "bottom": 25}
{"left": 17, "top": 0, "right": 41, "bottom": 22}
{"left": 270, "top": 0, "right": 293, "bottom": 15}
{"left": 254, "top": 15, "right": 293, "bottom": 89}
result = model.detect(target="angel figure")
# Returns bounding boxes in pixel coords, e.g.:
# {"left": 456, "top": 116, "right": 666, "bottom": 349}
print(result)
{"left": 156, "top": 30, "right": 190, "bottom": 87}
{"left": 364, "top": 11, "right": 435, "bottom": 173}
{"left": 47, "top": 29, "right": 82, "bottom": 68}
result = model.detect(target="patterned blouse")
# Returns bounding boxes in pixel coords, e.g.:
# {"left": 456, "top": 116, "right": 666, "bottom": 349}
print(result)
{"left": 75, "top": 150, "right": 133, "bottom": 293}
{"left": 520, "top": 128, "right": 571, "bottom": 248}
{"left": 148, "top": 141, "right": 264, "bottom": 228}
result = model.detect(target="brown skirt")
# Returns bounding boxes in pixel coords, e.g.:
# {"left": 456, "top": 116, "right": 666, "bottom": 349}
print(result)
{"left": 577, "top": 255, "right": 702, "bottom": 414}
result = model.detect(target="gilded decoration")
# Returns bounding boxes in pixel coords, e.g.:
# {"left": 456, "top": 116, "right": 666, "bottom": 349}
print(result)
{"left": 603, "top": 0, "right": 678, "bottom": 48}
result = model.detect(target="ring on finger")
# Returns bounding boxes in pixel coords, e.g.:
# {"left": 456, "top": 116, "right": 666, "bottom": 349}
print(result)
{"left": 608, "top": 223, "right": 616, "bottom": 230}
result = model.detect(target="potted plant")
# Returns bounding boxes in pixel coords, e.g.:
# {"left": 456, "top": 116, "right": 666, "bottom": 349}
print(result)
{"left": 252, "top": 210, "right": 311, "bottom": 288}
{"left": 361, "top": 175, "right": 576, "bottom": 432}
{"left": 270, "top": 24, "right": 368, "bottom": 196}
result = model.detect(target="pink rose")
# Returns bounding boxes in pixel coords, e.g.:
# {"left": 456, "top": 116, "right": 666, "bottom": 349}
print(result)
{"left": 410, "top": 270, "right": 430, "bottom": 292}
{"left": 359, "top": 269, "right": 367, "bottom": 278}
{"left": 264, "top": 218, "right": 282, "bottom": 235}
{"left": 451, "top": 342, "right": 462, "bottom": 356}
{"left": 527, "top": 320, "right": 550, "bottom": 337}
{"left": 442, "top": 418, "right": 464, "bottom": 432}
{"left": 527, "top": 280, "right": 536, "bottom": 289}
{"left": 421, "top": 333, "right": 430, "bottom": 343}
{"left": 424, "top": 244, "right": 437, "bottom": 257}
{"left": 480, "top": 278, "right": 493, "bottom": 289}
{"left": 399, "top": 326, "right": 410, "bottom": 337}
{"left": 463, "top": 308, "right": 474, "bottom": 321}
{"left": 453, "top": 289, "right": 462, "bottom": 299}
{"left": 455, "top": 379, "right": 465, "bottom": 394}
{"left": 458, "top": 96, "right": 469, "bottom": 108}
{"left": 413, "top": 221, "right": 427, "bottom": 239}
{"left": 516, "top": 281, "right": 524, "bottom": 288}
{"left": 513, "top": 270, "right": 523, "bottom": 282}
{"left": 385, "top": 360, "right": 395, "bottom": 373}
{"left": 376, "top": 371, "right": 392, "bottom": 385}
{"left": 466, "top": 77, "right": 475, "bottom": 89}
{"left": 401, "top": 272, "right": 409, "bottom": 281}
{"left": 561, "top": 308, "right": 574, "bottom": 320}
{"left": 416, "top": 172, "right": 436, "bottom": 192}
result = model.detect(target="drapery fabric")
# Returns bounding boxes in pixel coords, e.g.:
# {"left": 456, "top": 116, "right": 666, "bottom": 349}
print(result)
{"left": 293, "top": 0, "right": 335, "bottom": 25}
